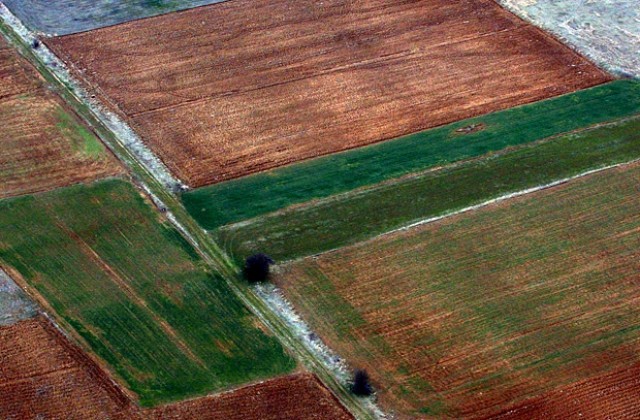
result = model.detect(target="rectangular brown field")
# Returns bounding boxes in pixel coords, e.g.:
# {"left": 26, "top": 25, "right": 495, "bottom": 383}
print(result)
{"left": 47, "top": 0, "right": 610, "bottom": 187}
{"left": 276, "top": 163, "right": 640, "bottom": 418}
{"left": 0, "top": 318, "right": 352, "bottom": 419}
{"left": 0, "top": 37, "right": 122, "bottom": 198}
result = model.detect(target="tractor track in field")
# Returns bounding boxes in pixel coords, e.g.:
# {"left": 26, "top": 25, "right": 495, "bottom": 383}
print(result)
{"left": 285, "top": 157, "right": 640, "bottom": 265}
{"left": 53, "top": 219, "right": 206, "bottom": 368}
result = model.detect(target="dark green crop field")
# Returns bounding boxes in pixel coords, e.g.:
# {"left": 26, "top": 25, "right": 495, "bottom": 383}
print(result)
{"left": 183, "top": 80, "right": 640, "bottom": 230}
{"left": 218, "top": 114, "right": 640, "bottom": 262}
{"left": 0, "top": 179, "right": 294, "bottom": 406}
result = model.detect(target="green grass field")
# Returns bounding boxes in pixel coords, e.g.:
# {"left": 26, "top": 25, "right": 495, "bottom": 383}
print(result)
{"left": 218, "top": 114, "right": 640, "bottom": 261}
{"left": 0, "top": 179, "right": 294, "bottom": 405}
{"left": 183, "top": 80, "right": 640, "bottom": 230}
{"left": 277, "top": 163, "right": 640, "bottom": 417}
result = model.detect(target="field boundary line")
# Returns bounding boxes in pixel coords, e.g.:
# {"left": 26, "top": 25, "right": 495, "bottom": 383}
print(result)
{"left": 0, "top": 8, "right": 380, "bottom": 419}
{"left": 222, "top": 113, "right": 640, "bottom": 233}
{"left": 292, "top": 157, "right": 640, "bottom": 263}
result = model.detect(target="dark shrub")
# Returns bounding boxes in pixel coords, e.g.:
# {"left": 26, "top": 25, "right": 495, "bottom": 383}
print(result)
{"left": 350, "top": 369, "right": 373, "bottom": 396}
{"left": 243, "top": 253, "right": 274, "bottom": 283}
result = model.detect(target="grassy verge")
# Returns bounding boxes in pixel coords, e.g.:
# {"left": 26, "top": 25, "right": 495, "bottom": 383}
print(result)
{"left": 183, "top": 80, "right": 640, "bottom": 229}
{"left": 277, "top": 163, "right": 640, "bottom": 416}
{"left": 0, "top": 179, "right": 295, "bottom": 406}
{"left": 54, "top": 107, "right": 106, "bottom": 159}
{"left": 0, "top": 20, "right": 376, "bottom": 418}
{"left": 218, "top": 115, "right": 640, "bottom": 261}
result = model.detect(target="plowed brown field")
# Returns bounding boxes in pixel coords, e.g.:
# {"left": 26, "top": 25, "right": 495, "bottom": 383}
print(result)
{"left": 0, "top": 317, "right": 352, "bottom": 419}
{"left": 0, "top": 41, "right": 39, "bottom": 98}
{"left": 486, "top": 362, "right": 640, "bottom": 419}
{"left": 277, "top": 163, "right": 640, "bottom": 417}
{"left": 47, "top": 0, "right": 610, "bottom": 187}
{"left": 0, "top": 37, "right": 121, "bottom": 198}
{"left": 149, "top": 374, "right": 354, "bottom": 419}
{"left": 0, "top": 317, "right": 133, "bottom": 419}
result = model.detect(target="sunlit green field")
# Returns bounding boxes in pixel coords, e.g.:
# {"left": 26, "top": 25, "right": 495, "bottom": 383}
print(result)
{"left": 219, "top": 113, "right": 640, "bottom": 261}
{"left": 0, "top": 179, "right": 294, "bottom": 406}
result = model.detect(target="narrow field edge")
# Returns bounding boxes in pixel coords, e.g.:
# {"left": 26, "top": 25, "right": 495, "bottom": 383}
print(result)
{"left": 0, "top": 10, "right": 380, "bottom": 419}
{"left": 183, "top": 79, "right": 638, "bottom": 229}
{"left": 291, "top": 157, "right": 640, "bottom": 264}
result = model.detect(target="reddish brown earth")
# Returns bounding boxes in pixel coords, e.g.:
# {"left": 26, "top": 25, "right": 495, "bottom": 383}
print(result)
{"left": 0, "top": 41, "right": 39, "bottom": 98}
{"left": 0, "top": 317, "right": 133, "bottom": 419}
{"left": 149, "top": 374, "right": 354, "bottom": 419}
{"left": 488, "top": 364, "right": 640, "bottom": 420}
{"left": 0, "top": 317, "right": 352, "bottom": 419}
{"left": 277, "top": 163, "right": 640, "bottom": 417}
{"left": 47, "top": 0, "right": 610, "bottom": 187}
{"left": 0, "top": 37, "right": 122, "bottom": 199}
{"left": 486, "top": 363, "right": 640, "bottom": 419}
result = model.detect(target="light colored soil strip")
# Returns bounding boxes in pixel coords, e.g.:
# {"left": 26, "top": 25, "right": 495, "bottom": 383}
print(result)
{"left": 498, "top": 0, "right": 640, "bottom": 77}
{"left": 0, "top": 268, "right": 38, "bottom": 326}
{"left": 254, "top": 282, "right": 386, "bottom": 418}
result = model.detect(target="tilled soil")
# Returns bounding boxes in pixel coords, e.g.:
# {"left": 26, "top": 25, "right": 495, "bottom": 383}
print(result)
{"left": 0, "top": 317, "right": 133, "bottom": 419}
{"left": 149, "top": 373, "right": 354, "bottom": 419}
{"left": 0, "top": 37, "right": 122, "bottom": 199}
{"left": 47, "top": 0, "right": 611, "bottom": 187}
{"left": 0, "top": 316, "right": 353, "bottom": 419}
{"left": 2, "top": 0, "right": 227, "bottom": 36}
{"left": 277, "top": 163, "right": 640, "bottom": 417}
{"left": 486, "top": 361, "right": 640, "bottom": 419}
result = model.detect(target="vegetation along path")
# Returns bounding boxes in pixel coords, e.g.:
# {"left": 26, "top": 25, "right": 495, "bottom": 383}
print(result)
{"left": 0, "top": 12, "right": 377, "bottom": 419}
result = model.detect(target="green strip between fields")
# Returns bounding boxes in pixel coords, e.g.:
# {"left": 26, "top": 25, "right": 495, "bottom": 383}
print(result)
{"left": 183, "top": 80, "right": 640, "bottom": 229}
{"left": 218, "top": 115, "right": 640, "bottom": 261}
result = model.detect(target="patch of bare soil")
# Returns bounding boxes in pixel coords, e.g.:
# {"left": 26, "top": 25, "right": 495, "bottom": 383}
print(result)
{"left": 486, "top": 361, "right": 640, "bottom": 419}
{"left": 0, "top": 37, "right": 123, "bottom": 199}
{"left": 0, "top": 317, "right": 134, "bottom": 419}
{"left": 149, "top": 373, "right": 354, "bottom": 419}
